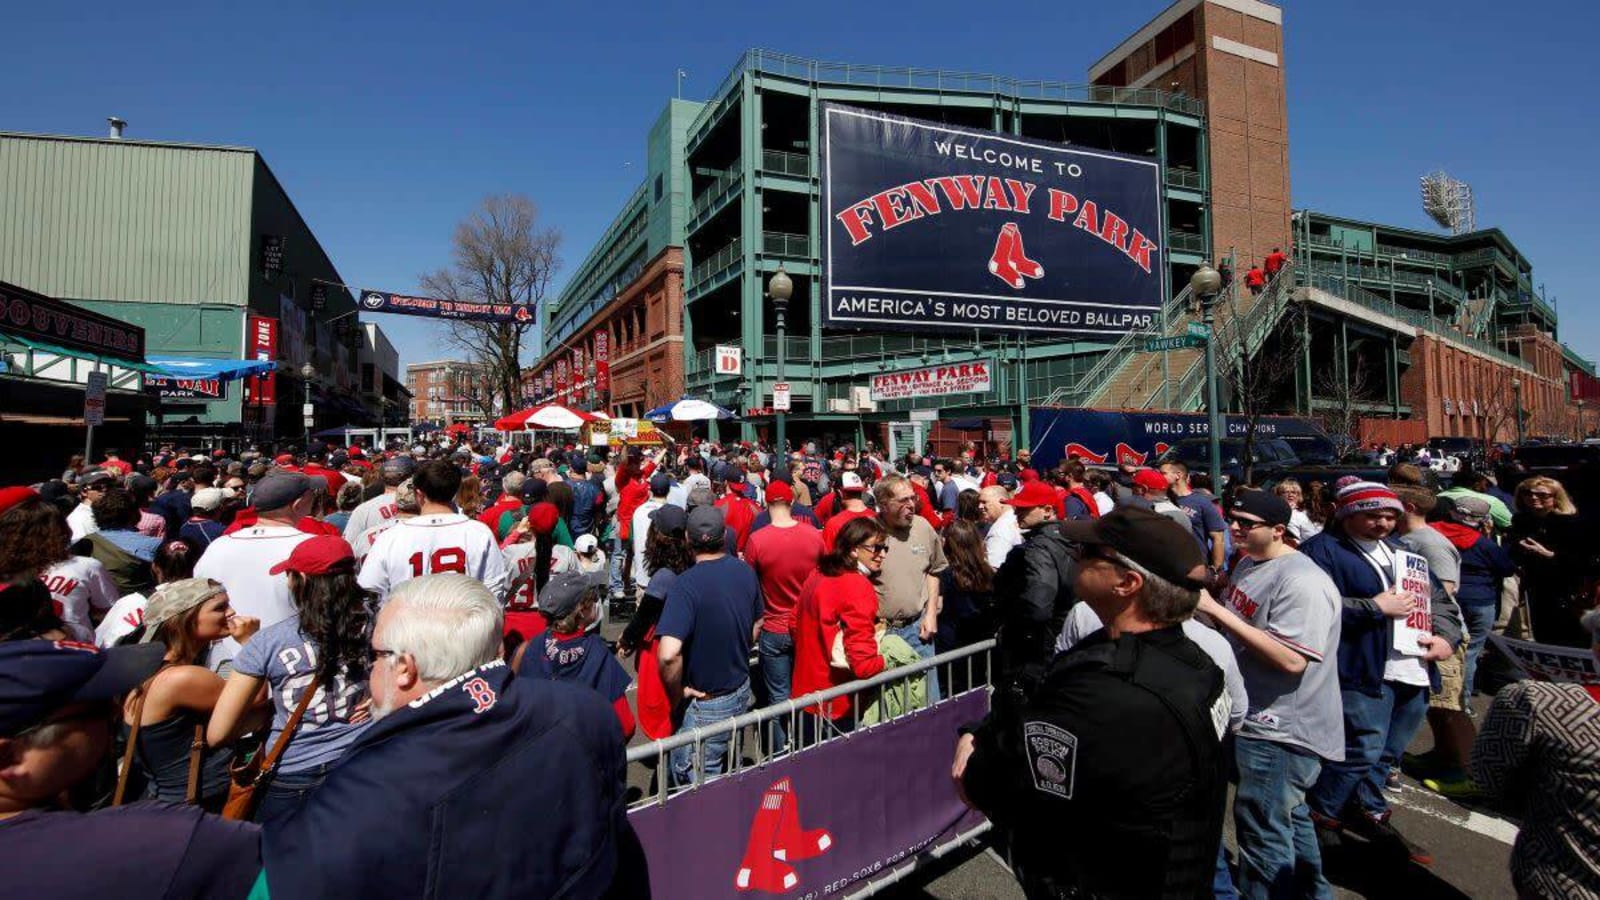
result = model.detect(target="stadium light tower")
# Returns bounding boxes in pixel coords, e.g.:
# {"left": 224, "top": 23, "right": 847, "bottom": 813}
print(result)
{"left": 1420, "top": 170, "right": 1477, "bottom": 235}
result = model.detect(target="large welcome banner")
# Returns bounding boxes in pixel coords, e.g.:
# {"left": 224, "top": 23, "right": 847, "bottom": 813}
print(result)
{"left": 629, "top": 691, "right": 989, "bottom": 898}
{"left": 359, "top": 289, "right": 534, "bottom": 324}
{"left": 821, "top": 104, "right": 1165, "bottom": 338}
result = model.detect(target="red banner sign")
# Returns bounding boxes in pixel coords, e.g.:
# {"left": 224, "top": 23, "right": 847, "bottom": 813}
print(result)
{"left": 245, "top": 315, "right": 278, "bottom": 405}
{"left": 556, "top": 358, "right": 569, "bottom": 396}
{"left": 594, "top": 331, "right": 610, "bottom": 394}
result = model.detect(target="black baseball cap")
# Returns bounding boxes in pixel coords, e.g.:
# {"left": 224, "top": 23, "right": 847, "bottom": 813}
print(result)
{"left": 686, "top": 505, "right": 725, "bottom": 544}
{"left": 538, "top": 571, "right": 604, "bottom": 621}
{"left": 1059, "top": 506, "right": 1207, "bottom": 590}
{"left": 1228, "top": 491, "right": 1291, "bottom": 528}
{"left": 651, "top": 503, "right": 687, "bottom": 533}
{"left": 649, "top": 472, "right": 673, "bottom": 496}
{"left": 0, "top": 640, "right": 165, "bottom": 737}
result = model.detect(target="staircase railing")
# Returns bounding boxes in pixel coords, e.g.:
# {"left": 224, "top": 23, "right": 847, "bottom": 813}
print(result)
{"left": 1169, "top": 261, "right": 1298, "bottom": 410}
{"left": 1040, "top": 283, "right": 1192, "bottom": 407}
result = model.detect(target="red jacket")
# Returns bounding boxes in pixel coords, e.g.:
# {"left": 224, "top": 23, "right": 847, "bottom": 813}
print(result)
{"left": 477, "top": 495, "right": 522, "bottom": 532}
{"left": 715, "top": 491, "right": 760, "bottom": 552}
{"left": 1245, "top": 267, "right": 1266, "bottom": 287}
{"left": 911, "top": 481, "right": 944, "bottom": 531}
{"left": 615, "top": 462, "right": 654, "bottom": 541}
{"left": 1264, "top": 250, "right": 1287, "bottom": 275}
{"left": 791, "top": 571, "right": 886, "bottom": 720}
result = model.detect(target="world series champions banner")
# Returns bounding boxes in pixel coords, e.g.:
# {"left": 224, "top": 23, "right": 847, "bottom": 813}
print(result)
{"left": 821, "top": 104, "right": 1165, "bottom": 338}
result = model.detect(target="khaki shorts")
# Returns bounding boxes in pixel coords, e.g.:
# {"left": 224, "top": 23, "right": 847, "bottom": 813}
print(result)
{"left": 1428, "top": 642, "right": 1468, "bottom": 711}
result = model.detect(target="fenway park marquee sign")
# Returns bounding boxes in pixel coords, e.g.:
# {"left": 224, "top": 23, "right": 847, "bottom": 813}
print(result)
{"left": 869, "top": 360, "right": 993, "bottom": 402}
{"left": 820, "top": 104, "right": 1165, "bottom": 339}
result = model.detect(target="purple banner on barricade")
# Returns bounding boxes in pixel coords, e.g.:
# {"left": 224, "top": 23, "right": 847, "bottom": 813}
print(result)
{"left": 630, "top": 690, "right": 989, "bottom": 899}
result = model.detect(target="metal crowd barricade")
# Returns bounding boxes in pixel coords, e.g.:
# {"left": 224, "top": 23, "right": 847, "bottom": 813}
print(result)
{"left": 626, "top": 639, "right": 997, "bottom": 808}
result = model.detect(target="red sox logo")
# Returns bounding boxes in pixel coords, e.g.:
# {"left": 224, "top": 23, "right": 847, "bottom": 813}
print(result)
{"left": 734, "top": 777, "right": 833, "bottom": 893}
{"left": 988, "top": 222, "right": 1043, "bottom": 289}
{"left": 462, "top": 677, "right": 497, "bottom": 715}
{"left": 1062, "top": 441, "right": 1171, "bottom": 467}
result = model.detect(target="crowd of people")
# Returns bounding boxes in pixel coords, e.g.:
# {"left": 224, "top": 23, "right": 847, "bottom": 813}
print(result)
{"left": 1, "top": 434, "right": 1596, "bottom": 898}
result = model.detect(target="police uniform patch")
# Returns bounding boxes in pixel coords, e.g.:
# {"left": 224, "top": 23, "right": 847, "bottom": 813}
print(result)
{"left": 1209, "top": 691, "right": 1230, "bottom": 739}
{"left": 1023, "top": 721, "right": 1077, "bottom": 799}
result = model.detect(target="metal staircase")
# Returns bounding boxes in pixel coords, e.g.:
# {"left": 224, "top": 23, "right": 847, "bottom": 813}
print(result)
{"left": 1039, "top": 283, "right": 1193, "bottom": 408}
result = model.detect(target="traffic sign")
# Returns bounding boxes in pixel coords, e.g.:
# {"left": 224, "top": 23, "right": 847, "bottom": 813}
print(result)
{"left": 1186, "top": 322, "right": 1211, "bottom": 339}
{"left": 773, "top": 382, "right": 791, "bottom": 411}
{"left": 1143, "top": 335, "right": 1207, "bottom": 352}
{"left": 84, "top": 371, "right": 108, "bottom": 427}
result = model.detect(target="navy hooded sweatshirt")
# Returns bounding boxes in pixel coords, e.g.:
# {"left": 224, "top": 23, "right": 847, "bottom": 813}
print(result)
{"left": 263, "top": 660, "right": 645, "bottom": 898}
{"left": 1299, "top": 529, "right": 1462, "bottom": 696}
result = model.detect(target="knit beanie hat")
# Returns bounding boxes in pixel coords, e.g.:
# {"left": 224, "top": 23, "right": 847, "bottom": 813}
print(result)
{"left": 1334, "top": 481, "right": 1403, "bottom": 520}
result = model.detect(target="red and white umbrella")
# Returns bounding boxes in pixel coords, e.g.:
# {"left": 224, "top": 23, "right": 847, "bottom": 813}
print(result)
{"left": 493, "top": 403, "right": 597, "bottom": 431}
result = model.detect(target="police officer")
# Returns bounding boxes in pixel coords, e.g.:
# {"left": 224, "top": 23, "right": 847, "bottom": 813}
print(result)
{"left": 953, "top": 507, "right": 1229, "bottom": 899}
{"left": 991, "top": 480, "right": 1076, "bottom": 698}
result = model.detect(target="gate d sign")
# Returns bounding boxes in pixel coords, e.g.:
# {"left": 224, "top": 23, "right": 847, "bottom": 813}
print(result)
{"left": 715, "top": 345, "right": 742, "bottom": 376}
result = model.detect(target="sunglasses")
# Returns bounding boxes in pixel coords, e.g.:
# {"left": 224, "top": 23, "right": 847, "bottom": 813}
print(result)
{"left": 858, "top": 543, "right": 890, "bottom": 556}
{"left": 1527, "top": 491, "right": 1555, "bottom": 500}
{"left": 1229, "top": 517, "right": 1271, "bottom": 531}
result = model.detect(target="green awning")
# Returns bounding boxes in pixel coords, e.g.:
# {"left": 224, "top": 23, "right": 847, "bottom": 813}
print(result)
{"left": 1, "top": 332, "right": 165, "bottom": 375}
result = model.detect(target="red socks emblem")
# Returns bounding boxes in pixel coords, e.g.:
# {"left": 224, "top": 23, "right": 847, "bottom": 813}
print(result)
{"left": 734, "top": 777, "right": 833, "bottom": 893}
{"left": 987, "top": 222, "right": 1043, "bottom": 289}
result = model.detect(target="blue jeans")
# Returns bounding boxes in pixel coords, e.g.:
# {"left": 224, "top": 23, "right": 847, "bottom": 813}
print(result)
{"left": 1233, "top": 737, "right": 1332, "bottom": 900}
{"left": 757, "top": 630, "right": 794, "bottom": 755}
{"left": 669, "top": 679, "right": 752, "bottom": 787}
{"left": 1461, "top": 603, "right": 1496, "bottom": 702}
{"left": 1308, "top": 682, "right": 1429, "bottom": 822}
{"left": 608, "top": 535, "right": 626, "bottom": 598}
{"left": 890, "top": 620, "right": 940, "bottom": 703}
{"left": 253, "top": 760, "right": 338, "bottom": 824}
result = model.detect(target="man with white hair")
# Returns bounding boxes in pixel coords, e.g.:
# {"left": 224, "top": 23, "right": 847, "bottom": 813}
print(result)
{"left": 263, "top": 573, "right": 639, "bottom": 898}
{"left": 979, "top": 485, "right": 1023, "bottom": 569}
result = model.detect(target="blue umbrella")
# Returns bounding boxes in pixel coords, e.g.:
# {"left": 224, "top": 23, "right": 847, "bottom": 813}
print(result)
{"left": 644, "top": 398, "right": 736, "bottom": 423}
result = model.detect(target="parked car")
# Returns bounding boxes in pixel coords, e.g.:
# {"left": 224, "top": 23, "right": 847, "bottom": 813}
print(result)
{"left": 1501, "top": 443, "right": 1600, "bottom": 507}
{"left": 1159, "top": 437, "right": 1301, "bottom": 487}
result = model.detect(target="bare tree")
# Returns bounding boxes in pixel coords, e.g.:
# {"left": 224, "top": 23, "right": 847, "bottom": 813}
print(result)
{"left": 1478, "top": 366, "right": 1523, "bottom": 452}
{"left": 1212, "top": 282, "right": 1307, "bottom": 484}
{"left": 1312, "top": 347, "right": 1378, "bottom": 448}
{"left": 420, "top": 195, "right": 561, "bottom": 415}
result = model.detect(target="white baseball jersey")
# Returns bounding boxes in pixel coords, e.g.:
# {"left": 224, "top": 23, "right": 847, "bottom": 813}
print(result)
{"left": 67, "top": 503, "right": 99, "bottom": 544}
{"left": 42, "top": 556, "right": 120, "bottom": 643}
{"left": 343, "top": 491, "right": 398, "bottom": 544}
{"left": 502, "top": 541, "right": 542, "bottom": 612}
{"left": 358, "top": 513, "right": 508, "bottom": 604}
{"left": 194, "top": 524, "right": 313, "bottom": 669}
{"left": 352, "top": 519, "right": 402, "bottom": 563}
{"left": 96, "top": 592, "right": 147, "bottom": 648}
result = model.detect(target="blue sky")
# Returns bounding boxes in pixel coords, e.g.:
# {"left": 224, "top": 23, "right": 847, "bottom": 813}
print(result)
{"left": 6, "top": 0, "right": 1596, "bottom": 369}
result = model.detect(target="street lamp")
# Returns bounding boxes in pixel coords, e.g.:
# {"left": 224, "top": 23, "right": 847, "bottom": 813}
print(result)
{"left": 768, "top": 265, "right": 794, "bottom": 454}
{"left": 300, "top": 362, "right": 317, "bottom": 451}
{"left": 1511, "top": 377, "right": 1525, "bottom": 445}
{"left": 1189, "top": 263, "right": 1225, "bottom": 490}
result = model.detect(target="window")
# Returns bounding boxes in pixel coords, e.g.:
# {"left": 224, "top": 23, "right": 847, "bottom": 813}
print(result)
{"left": 654, "top": 174, "right": 664, "bottom": 203}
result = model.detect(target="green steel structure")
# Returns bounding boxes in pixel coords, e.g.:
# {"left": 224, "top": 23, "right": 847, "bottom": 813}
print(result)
{"left": 540, "top": 50, "right": 1210, "bottom": 447}
{"left": 0, "top": 132, "right": 361, "bottom": 444}
{"left": 681, "top": 50, "right": 1209, "bottom": 445}
{"left": 544, "top": 100, "right": 702, "bottom": 355}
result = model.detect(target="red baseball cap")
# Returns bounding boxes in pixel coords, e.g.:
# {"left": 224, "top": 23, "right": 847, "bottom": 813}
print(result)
{"left": 766, "top": 480, "right": 795, "bottom": 504}
{"left": 1133, "top": 469, "right": 1170, "bottom": 492}
{"left": 268, "top": 535, "right": 354, "bottom": 575}
{"left": 0, "top": 487, "right": 40, "bottom": 516}
{"left": 1005, "top": 481, "right": 1058, "bottom": 509}
{"left": 273, "top": 453, "right": 296, "bottom": 466}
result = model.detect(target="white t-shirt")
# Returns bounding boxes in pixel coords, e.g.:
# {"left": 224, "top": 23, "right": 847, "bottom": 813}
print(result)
{"left": 96, "top": 592, "right": 148, "bottom": 647}
{"left": 352, "top": 519, "right": 401, "bottom": 563}
{"left": 984, "top": 508, "right": 1024, "bottom": 570}
{"left": 342, "top": 492, "right": 398, "bottom": 544}
{"left": 1094, "top": 492, "right": 1115, "bottom": 516}
{"left": 194, "top": 523, "right": 314, "bottom": 670}
{"left": 358, "top": 513, "right": 508, "bottom": 604}
{"left": 631, "top": 499, "right": 665, "bottom": 589}
{"left": 42, "top": 556, "right": 120, "bottom": 643}
{"left": 67, "top": 503, "right": 99, "bottom": 543}
{"left": 1351, "top": 538, "right": 1430, "bottom": 687}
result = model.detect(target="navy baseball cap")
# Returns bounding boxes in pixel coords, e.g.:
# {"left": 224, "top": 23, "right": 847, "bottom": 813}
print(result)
{"left": 0, "top": 640, "right": 165, "bottom": 737}
{"left": 649, "top": 472, "right": 673, "bottom": 496}
{"left": 651, "top": 504, "right": 687, "bottom": 533}
{"left": 687, "top": 505, "right": 726, "bottom": 545}
{"left": 997, "top": 472, "right": 1019, "bottom": 491}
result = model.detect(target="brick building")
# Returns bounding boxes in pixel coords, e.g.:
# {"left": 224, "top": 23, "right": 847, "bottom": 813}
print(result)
{"left": 1091, "top": 0, "right": 1291, "bottom": 268}
{"left": 406, "top": 360, "right": 491, "bottom": 426}
{"left": 523, "top": 247, "right": 686, "bottom": 419}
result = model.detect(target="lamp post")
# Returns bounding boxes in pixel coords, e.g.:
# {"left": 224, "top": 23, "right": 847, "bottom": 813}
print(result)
{"left": 1189, "top": 263, "right": 1225, "bottom": 490}
{"left": 300, "top": 362, "right": 317, "bottom": 451}
{"left": 1511, "top": 377, "right": 1525, "bottom": 445}
{"left": 768, "top": 265, "right": 794, "bottom": 454}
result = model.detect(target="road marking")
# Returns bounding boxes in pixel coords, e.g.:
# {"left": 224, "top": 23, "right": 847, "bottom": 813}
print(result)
{"left": 1390, "top": 784, "right": 1519, "bottom": 846}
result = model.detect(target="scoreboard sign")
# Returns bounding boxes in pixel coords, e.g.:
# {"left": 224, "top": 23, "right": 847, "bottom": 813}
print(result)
{"left": 820, "top": 104, "right": 1165, "bottom": 339}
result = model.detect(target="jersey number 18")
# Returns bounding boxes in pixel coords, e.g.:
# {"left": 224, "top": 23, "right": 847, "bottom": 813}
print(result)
{"left": 408, "top": 547, "right": 467, "bottom": 577}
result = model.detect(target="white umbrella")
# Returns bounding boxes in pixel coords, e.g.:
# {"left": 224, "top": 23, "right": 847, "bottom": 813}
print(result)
{"left": 645, "top": 398, "right": 736, "bottom": 423}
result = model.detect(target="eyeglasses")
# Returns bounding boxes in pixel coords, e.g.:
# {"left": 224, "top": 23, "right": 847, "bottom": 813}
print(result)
{"left": 858, "top": 543, "right": 890, "bottom": 556}
{"left": 1070, "top": 545, "right": 1125, "bottom": 567}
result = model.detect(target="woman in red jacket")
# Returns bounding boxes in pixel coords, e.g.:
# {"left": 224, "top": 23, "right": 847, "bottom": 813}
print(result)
{"left": 792, "top": 516, "right": 888, "bottom": 744}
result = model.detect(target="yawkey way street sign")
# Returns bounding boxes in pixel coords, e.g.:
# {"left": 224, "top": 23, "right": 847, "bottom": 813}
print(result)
{"left": 1143, "top": 334, "right": 1206, "bottom": 352}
